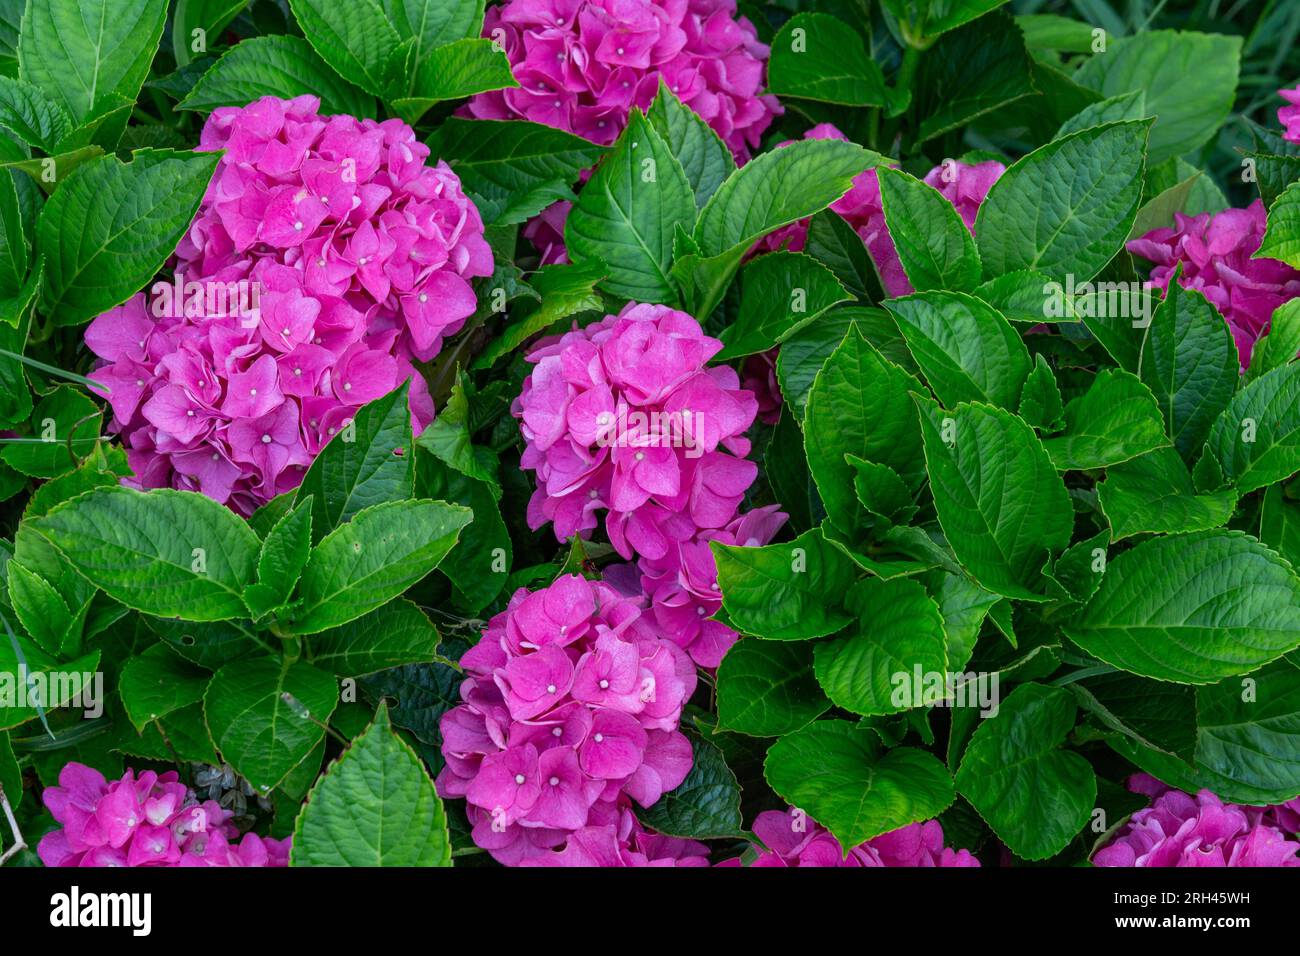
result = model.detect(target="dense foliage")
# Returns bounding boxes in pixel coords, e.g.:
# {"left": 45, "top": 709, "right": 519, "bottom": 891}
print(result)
{"left": 1, "top": 0, "right": 1300, "bottom": 869}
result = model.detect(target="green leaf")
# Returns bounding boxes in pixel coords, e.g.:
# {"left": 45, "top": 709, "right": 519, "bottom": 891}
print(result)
{"left": 29, "top": 486, "right": 260, "bottom": 620}
{"left": 1041, "top": 368, "right": 1169, "bottom": 470}
{"left": 6, "top": 561, "right": 74, "bottom": 656}
{"left": 0, "top": 385, "right": 100, "bottom": 478}
{"left": 1019, "top": 354, "right": 1065, "bottom": 431}
{"left": 1129, "top": 169, "right": 1201, "bottom": 240}
{"left": 37, "top": 149, "right": 220, "bottom": 327}
{"left": 886, "top": 291, "right": 1029, "bottom": 409}
{"left": 388, "top": 0, "right": 484, "bottom": 57}
{"left": 1204, "top": 362, "right": 1300, "bottom": 493}
{"left": 711, "top": 527, "right": 855, "bottom": 641}
{"left": 774, "top": 307, "right": 855, "bottom": 420}
{"left": 767, "top": 13, "right": 887, "bottom": 106}
{"left": 283, "top": 499, "right": 471, "bottom": 634}
{"left": 565, "top": 109, "right": 692, "bottom": 304}
{"left": 848, "top": 457, "right": 917, "bottom": 527}
{"left": 926, "top": 569, "right": 999, "bottom": 672}
{"left": 1257, "top": 178, "right": 1300, "bottom": 270}
{"left": 426, "top": 117, "right": 604, "bottom": 227}
{"left": 1098, "top": 447, "right": 1237, "bottom": 540}
{"left": 18, "top": 0, "right": 167, "bottom": 123}
{"left": 246, "top": 499, "right": 313, "bottom": 616}
{"left": 291, "top": 703, "right": 451, "bottom": 866}
{"left": 955, "top": 682, "right": 1095, "bottom": 860}
{"left": 1074, "top": 30, "right": 1242, "bottom": 167}
{"left": 975, "top": 121, "right": 1150, "bottom": 283}
{"left": 416, "top": 447, "right": 509, "bottom": 612}
{"left": 716, "top": 251, "right": 848, "bottom": 360}
{"left": 172, "top": 0, "right": 250, "bottom": 67}
{"left": 813, "top": 577, "right": 948, "bottom": 717}
{"left": 917, "top": 396, "right": 1073, "bottom": 600}
{"left": 883, "top": 0, "right": 1012, "bottom": 42}
{"left": 912, "top": 9, "right": 1035, "bottom": 143}
{"left": 804, "top": 328, "right": 925, "bottom": 531}
{"left": 637, "top": 733, "right": 742, "bottom": 839}
{"left": 118, "top": 643, "right": 210, "bottom": 732}
{"left": 0, "top": 75, "right": 71, "bottom": 153}
{"left": 646, "top": 81, "right": 734, "bottom": 210}
{"left": 287, "top": 0, "right": 403, "bottom": 99}
{"left": 1260, "top": 484, "right": 1300, "bottom": 566}
{"left": 1138, "top": 280, "right": 1239, "bottom": 460}
{"left": 414, "top": 372, "right": 498, "bottom": 495}
{"left": 1065, "top": 531, "right": 1300, "bottom": 684}
{"left": 307, "top": 598, "right": 440, "bottom": 677}
{"left": 205, "top": 656, "right": 338, "bottom": 793}
{"left": 295, "top": 382, "right": 414, "bottom": 543}
{"left": 693, "top": 138, "right": 872, "bottom": 257}
{"left": 877, "top": 167, "right": 981, "bottom": 293}
{"left": 177, "top": 34, "right": 376, "bottom": 117}
{"left": 1072, "top": 671, "right": 1196, "bottom": 760}
{"left": 764, "top": 720, "right": 955, "bottom": 851}
{"left": 393, "top": 39, "right": 517, "bottom": 123}
{"left": 1248, "top": 298, "right": 1300, "bottom": 380}
{"left": 715, "top": 638, "right": 830, "bottom": 737}
{"left": 471, "top": 260, "right": 603, "bottom": 369}
{"left": 1055, "top": 89, "right": 1147, "bottom": 139}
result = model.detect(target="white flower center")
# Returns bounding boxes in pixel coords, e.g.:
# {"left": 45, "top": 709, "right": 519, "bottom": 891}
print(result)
{"left": 514, "top": 774, "right": 526, "bottom": 785}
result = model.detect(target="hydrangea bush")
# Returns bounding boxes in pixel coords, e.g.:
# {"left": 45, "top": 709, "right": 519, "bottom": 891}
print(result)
{"left": 2, "top": 0, "right": 1300, "bottom": 879}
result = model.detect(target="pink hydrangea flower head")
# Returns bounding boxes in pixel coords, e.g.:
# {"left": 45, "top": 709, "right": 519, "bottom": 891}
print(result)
{"left": 85, "top": 95, "right": 493, "bottom": 514}
{"left": 514, "top": 301, "right": 760, "bottom": 556}
{"left": 468, "top": 0, "right": 780, "bottom": 161}
{"left": 636, "top": 504, "right": 786, "bottom": 666}
{"left": 1093, "top": 774, "right": 1300, "bottom": 867}
{"left": 436, "top": 574, "right": 699, "bottom": 865}
{"left": 725, "top": 807, "right": 980, "bottom": 867}
{"left": 38, "top": 762, "right": 289, "bottom": 867}
{"left": 1127, "top": 199, "right": 1300, "bottom": 367}
{"left": 1278, "top": 84, "right": 1300, "bottom": 144}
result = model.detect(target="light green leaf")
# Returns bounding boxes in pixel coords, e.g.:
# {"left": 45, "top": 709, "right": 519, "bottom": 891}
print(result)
{"left": 764, "top": 720, "right": 955, "bottom": 851}
{"left": 877, "top": 167, "right": 981, "bottom": 293}
{"left": 119, "top": 643, "right": 210, "bottom": 731}
{"left": 292, "top": 703, "right": 450, "bottom": 866}
{"left": 245, "top": 499, "right": 313, "bottom": 617}
{"left": 1019, "top": 354, "right": 1065, "bottom": 431}
{"left": 774, "top": 307, "right": 856, "bottom": 420}
{"left": 1055, "top": 89, "right": 1146, "bottom": 139}
{"left": 295, "top": 382, "right": 414, "bottom": 543}
{"left": 18, "top": 0, "right": 167, "bottom": 123}
{"left": 955, "top": 682, "right": 1095, "bottom": 860}
{"left": 768, "top": 13, "right": 887, "bottom": 106}
{"left": 1257, "top": 178, "right": 1300, "bottom": 270}
{"left": 975, "top": 120, "right": 1150, "bottom": 283}
{"left": 388, "top": 0, "right": 485, "bottom": 58}
{"left": 917, "top": 396, "right": 1073, "bottom": 600}
{"left": 37, "top": 149, "right": 220, "bottom": 327}
{"left": 284, "top": 499, "right": 472, "bottom": 634}
{"left": 647, "top": 80, "right": 734, "bottom": 209}
{"left": 0, "top": 385, "right": 100, "bottom": 478}
{"left": 1098, "top": 447, "right": 1237, "bottom": 540}
{"left": 813, "top": 577, "right": 948, "bottom": 717}
{"left": 205, "top": 656, "right": 338, "bottom": 793}
{"left": 1204, "top": 362, "right": 1300, "bottom": 493}
{"left": 711, "top": 527, "right": 855, "bottom": 641}
{"left": 0, "top": 75, "right": 71, "bottom": 152}
{"left": 715, "top": 639, "right": 830, "bottom": 737}
{"left": 392, "top": 39, "right": 517, "bottom": 123}
{"left": 1074, "top": 30, "right": 1241, "bottom": 166}
{"left": 1248, "top": 298, "right": 1300, "bottom": 380}
{"left": 1065, "top": 531, "right": 1300, "bottom": 684}
{"left": 287, "top": 0, "right": 403, "bottom": 99}
{"left": 177, "top": 34, "right": 376, "bottom": 117}
{"left": 29, "top": 486, "right": 260, "bottom": 620}
{"left": 426, "top": 117, "right": 604, "bottom": 227}
{"left": 1138, "top": 280, "right": 1239, "bottom": 460}
{"left": 307, "top": 599, "right": 440, "bottom": 677}
{"left": 887, "top": 291, "right": 1030, "bottom": 409}
{"left": 716, "top": 251, "right": 848, "bottom": 360}
{"left": 1041, "top": 368, "right": 1169, "bottom": 470}
{"left": 565, "top": 109, "right": 692, "bottom": 304}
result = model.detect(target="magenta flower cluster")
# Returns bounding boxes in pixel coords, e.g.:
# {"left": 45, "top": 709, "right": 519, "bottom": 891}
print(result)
{"left": 1093, "top": 775, "right": 1300, "bottom": 867}
{"left": 718, "top": 807, "right": 980, "bottom": 867}
{"left": 1278, "top": 83, "right": 1300, "bottom": 144}
{"left": 87, "top": 95, "right": 493, "bottom": 514}
{"left": 467, "top": 0, "right": 780, "bottom": 159}
{"left": 436, "top": 574, "right": 699, "bottom": 865}
{"left": 754, "top": 124, "right": 1004, "bottom": 300}
{"left": 514, "top": 302, "right": 785, "bottom": 666}
{"left": 38, "top": 762, "right": 289, "bottom": 867}
{"left": 1127, "top": 199, "right": 1300, "bottom": 368}
{"left": 519, "top": 804, "right": 710, "bottom": 866}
